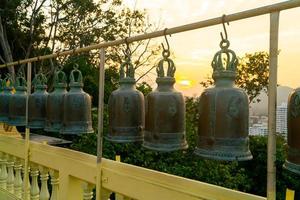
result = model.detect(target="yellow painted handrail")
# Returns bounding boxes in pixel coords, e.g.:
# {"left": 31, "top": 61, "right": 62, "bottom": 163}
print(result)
{"left": 0, "top": 135, "right": 266, "bottom": 200}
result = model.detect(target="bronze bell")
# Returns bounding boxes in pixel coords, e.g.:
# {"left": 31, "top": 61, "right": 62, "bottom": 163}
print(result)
{"left": 284, "top": 88, "right": 300, "bottom": 175}
{"left": 0, "top": 74, "right": 13, "bottom": 122}
{"left": 108, "top": 58, "right": 145, "bottom": 142}
{"left": 28, "top": 73, "right": 49, "bottom": 129}
{"left": 8, "top": 73, "right": 27, "bottom": 126}
{"left": 60, "top": 66, "right": 93, "bottom": 135}
{"left": 195, "top": 39, "right": 252, "bottom": 161}
{"left": 44, "top": 69, "right": 67, "bottom": 132}
{"left": 143, "top": 49, "right": 188, "bottom": 152}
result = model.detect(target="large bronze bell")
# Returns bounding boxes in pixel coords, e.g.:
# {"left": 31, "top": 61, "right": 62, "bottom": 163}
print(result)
{"left": 0, "top": 74, "right": 13, "bottom": 122}
{"left": 28, "top": 73, "right": 49, "bottom": 129}
{"left": 143, "top": 49, "right": 188, "bottom": 152}
{"left": 195, "top": 38, "right": 252, "bottom": 161}
{"left": 284, "top": 88, "right": 300, "bottom": 175}
{"left": 108, "top": 58, "right": 145, "bottom": 142}
{"left": 8, "top": 73, "right": 27, "bottom": 126}
{"left": 44, "top": 69, "right": 67, "bottom": 132}
{"left": 60, "top": 66, "right": 93, "bottom": 135}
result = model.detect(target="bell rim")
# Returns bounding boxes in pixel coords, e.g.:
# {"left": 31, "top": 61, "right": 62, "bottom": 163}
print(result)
{"left": 283, "top": 160, "right": 300, "bottom": 175}
{"left": 106, "top": 135, "right": 143, "bottom": 143}
{"left": 44, "top": 125, "right": 63, "bottom": 133}
{"left": 27, "top": 120, "right": 46, "bottom": 129}
{"left": 6, "top": 121, "right": 27, "bottom": 126}
{"left": 194, "top": 147, "right": 253, "bottom": 161}
{"left": 60, "top": 129, "right": 94, "bottom": 135}
{"left": 142, "top": 141, "right": 188, "bottom": 152}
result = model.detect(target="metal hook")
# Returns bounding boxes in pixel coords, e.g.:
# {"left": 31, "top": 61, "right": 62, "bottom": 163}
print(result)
{"left": 124, "top": 37, "right": 131, "bottom": 58}
{"left": 161, "top": 28, "right": 171, "bottom": 51}
{"left": 220, "top": 14, "right": 229, "bottom": 41}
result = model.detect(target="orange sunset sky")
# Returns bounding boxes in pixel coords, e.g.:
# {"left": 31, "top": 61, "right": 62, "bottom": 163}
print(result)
{"left": 123, "top": 0, "right": 300, "bottom": 96}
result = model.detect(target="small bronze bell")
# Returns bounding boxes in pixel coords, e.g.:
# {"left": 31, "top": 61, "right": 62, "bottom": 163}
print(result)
{"left": 0, "top": 74, "right": 13, "bottom": 122}
{"left": 108, "top": 57, "right": 145, "bottom": 142}
{"left": 8, "top": 73, "right": 27, "bottom": 126}
{"left": 284, "top": 88, "right": 300, "bottom": 175}
{"left": 44, "top": 69, "right": 67, "bottom": 132}
{"left": 28, "top": 73, "right": 49, "bottom": 129}
{"left": 60, "top": 66, "right": 93, "bottom": 135}
{"left": 143, "top": 48, "right": 188, "bottom": 152}
{"left": 195, "top": 38, "right": 252, "bottom": 161}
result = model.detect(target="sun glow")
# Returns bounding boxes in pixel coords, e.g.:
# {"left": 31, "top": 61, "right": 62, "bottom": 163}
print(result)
{"left": 176, "top": 77, "right": 193, "bottom": 89}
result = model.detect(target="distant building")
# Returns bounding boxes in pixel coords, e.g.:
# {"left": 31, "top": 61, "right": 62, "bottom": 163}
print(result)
{"left": 276, "top": 103, "right": 287, "bottom": 134}
{"left": 249, "top": 123, "right": 268, "bottom": 136}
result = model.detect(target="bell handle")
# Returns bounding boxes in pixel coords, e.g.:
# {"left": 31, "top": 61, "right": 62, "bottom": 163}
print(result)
{"left": 70, "top": 67, "right": 83, "bottom": 84}
{"left": 33, "top": 73, "right": 47, "bottom": 87}
{"left": 157, "top": 58, "right": 176, "bottom": 78}
{"left": 120, "top": 61, "right": 135, "bottom": 79}
{"left": 15, "top": 76, "right": 27, "bottom": 87}
{"left": 54, "top": 70, "right": 67, "bottom": 85}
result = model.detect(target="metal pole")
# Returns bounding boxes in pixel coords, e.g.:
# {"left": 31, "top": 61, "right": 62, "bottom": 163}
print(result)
{"left": 96, "top": 48, "right": 105, "bottom": 200}
{"left": 267, "top": 11, "right": 280, "bottom": 200}
{"left": 23, "top": 62, "right": 32, "bottom": 200}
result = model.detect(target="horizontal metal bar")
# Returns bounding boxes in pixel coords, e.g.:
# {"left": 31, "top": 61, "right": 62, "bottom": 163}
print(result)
{"left": 1, "top": 0, "right": 300, "bottom": 68}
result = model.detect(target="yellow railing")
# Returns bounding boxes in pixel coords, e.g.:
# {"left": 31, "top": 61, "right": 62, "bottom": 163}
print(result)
{"left": 0, "top": 132, "right": 266, "bottom": 200}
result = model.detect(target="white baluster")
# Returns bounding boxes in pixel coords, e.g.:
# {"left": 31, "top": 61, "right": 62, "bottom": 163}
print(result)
{"left": 6, "top": 155, "right": 14, "bottom": 193}
{"left": 101, "top": 189, "right": 111, "bottom": 200}
{"left": 49, "top": 170, "right": 59, "bottom": 200}
{"left": 82, "top": 182, "right": 94, "bottom": 200}
{"left": 39, "top": 166, "right": 50, "bottom": 200}
{"left": 14, "top": 157, "right": 23, "bottom": 198}
{"left": 22, "top": 165, "right": 31, "bottom": 200}
{"left": 30, "top": 164, "right": 40, "bottom": 200}
{"left": 0, "top": 152, "right": 8, "bottom": 189}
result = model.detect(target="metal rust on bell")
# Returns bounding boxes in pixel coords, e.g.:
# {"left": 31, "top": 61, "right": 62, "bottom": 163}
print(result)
{"left": 28, "top": 72, "right": 49, "bottom": 129}
{"left": 195, "top": 37, "right": 252, "bottom": 161}
{"left": 284, "top": 88, "right": 300, "bottom": 175}
{"left": 44, "top": 68, "right": 67, "bottom": 132}
{"left": 8, "top": 72, "right": 27, "bottom": 126}
{"left": 60, "top": 66, "right": 94, "bottom": 136}
{"left": 143, "top": 40, "right": 188, "bottom": 152}
{"left": 108, "top": 51, "right": 145, "bottom": 143}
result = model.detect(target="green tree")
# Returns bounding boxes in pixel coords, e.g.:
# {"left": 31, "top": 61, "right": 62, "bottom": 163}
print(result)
{"left": 201, "top": 51, "right": 269, "bottom": 103}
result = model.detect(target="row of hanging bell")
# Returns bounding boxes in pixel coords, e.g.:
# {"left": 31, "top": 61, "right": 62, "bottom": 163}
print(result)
{"left": 108, "top": 33, "right": 252, "bottom": 160}
{"left": 108, "top": 42, "right": 188, "bottom": 152}
{"left": 284, "top": 88, "right": 300, "bottom": 175}
{"left": 44, "top": 66, "right": 94, "bottom": 135}
{"left": 0, "top": 66, "right": 93, "bottom": 136}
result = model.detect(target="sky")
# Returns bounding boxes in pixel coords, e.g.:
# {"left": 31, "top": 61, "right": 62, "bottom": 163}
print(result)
{"left": 122, "top": 0, "right": 300, "bottom": 96}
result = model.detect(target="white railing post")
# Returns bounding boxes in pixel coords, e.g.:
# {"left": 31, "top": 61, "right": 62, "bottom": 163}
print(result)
{"left": 6, "top": 155, "right": 14, "bottom": 193}
{"left": 14, "top": 157, "right": 23, "bottom": 198}
{"left": 267, "top": 11, "right": 280, "bottom": 200}
{"left": 96, "top": 48, "right": 106, "bottom": 200}
{"left": 23, "top": 61, "right": 32, "bottom": 200}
